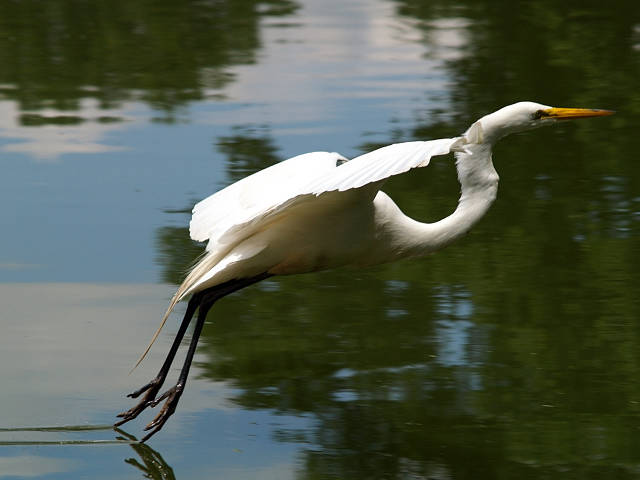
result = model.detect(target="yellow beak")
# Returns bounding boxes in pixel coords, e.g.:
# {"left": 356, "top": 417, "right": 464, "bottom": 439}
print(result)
{"left": 542, "top": 107, "right": 615, "bottom": 119}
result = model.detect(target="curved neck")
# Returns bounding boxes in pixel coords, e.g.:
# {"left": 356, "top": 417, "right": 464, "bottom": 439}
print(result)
{"left": 402, "top": 144, "right": 499, "bottom": 255}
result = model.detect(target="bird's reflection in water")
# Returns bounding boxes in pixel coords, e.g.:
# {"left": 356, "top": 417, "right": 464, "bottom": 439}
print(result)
{"left": 115, "top": 428, "right": 175, "bottom": 480}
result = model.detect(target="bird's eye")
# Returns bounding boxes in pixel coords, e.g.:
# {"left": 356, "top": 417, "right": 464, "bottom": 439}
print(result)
{"left": 533, "top": 110, "right": 544, "bottom": 120}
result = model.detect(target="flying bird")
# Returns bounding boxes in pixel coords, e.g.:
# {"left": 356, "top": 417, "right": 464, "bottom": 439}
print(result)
{"left": 115, "top": 101, "right": 613, "bottom": 441}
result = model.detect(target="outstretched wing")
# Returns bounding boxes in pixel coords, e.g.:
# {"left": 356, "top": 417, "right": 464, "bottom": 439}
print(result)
{"left": 304, "top": 138, "right": 461, "bottom": 194}
{"left": 190, "top": 151, "right": 347, "bottom": 249}
{"left": 191, "top": 137, "right": 464, "bottom": 251}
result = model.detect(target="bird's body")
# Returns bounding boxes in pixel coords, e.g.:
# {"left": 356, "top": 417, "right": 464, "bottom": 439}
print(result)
{"left": 173, "top": 140, "right": 497, "bottom": 299}
{"left": 116, "top": 102, "right": 613, "bottom": 441}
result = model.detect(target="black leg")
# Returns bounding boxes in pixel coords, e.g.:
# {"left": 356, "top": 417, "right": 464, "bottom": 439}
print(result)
{"left": 115, "top": 292, "right": 203, "bottom": 426}
{"left": 140, "top": 296, "right": 214, "bottom": 442}
{"left": 116, "top": 272, "right": 272, "bottom": 441}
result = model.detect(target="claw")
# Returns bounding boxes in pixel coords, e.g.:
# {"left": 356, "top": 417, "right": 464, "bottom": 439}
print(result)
{"left": 114, "top": 377, "right": 165, "bottom": 427}
{"left": 127, "top": 380, "right": 158, "bottom": 399}
{"left": 150, "top": 387, "right": 173, "bottom": 407}
{"left": 139, "top": 385, "right": 183, "bottom": 442}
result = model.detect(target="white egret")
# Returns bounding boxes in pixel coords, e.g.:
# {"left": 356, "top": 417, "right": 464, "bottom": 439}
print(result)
{"left": 115, "top": 101, "right": 613, "bottom": 441}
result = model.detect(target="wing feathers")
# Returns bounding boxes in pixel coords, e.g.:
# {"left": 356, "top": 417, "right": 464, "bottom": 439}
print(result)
{"left": 190, "top": 151, "right": 343, "bottom": 246}
{"left": 191, "top": 137, "right": 464, "bottom": 252}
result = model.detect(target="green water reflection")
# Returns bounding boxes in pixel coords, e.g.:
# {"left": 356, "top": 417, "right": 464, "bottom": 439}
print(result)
{"left": 2, "top": 0, "right": 640, "bottom": 478}
{"left": 0, "top": 0, "right": 298, "bottom": 115}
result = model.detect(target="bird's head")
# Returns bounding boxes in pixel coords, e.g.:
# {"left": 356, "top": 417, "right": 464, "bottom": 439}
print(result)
{"left": 463, "top": 101, "right": 614, "bottom": 145}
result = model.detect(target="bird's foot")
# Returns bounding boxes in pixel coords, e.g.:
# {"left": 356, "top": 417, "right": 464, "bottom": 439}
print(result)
{"left": 140, "top": 384, "right": 184, "bottom": 442}
{"left": 114, "top": 377, "right": 164, "bottom": 427}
